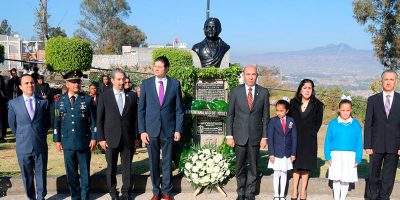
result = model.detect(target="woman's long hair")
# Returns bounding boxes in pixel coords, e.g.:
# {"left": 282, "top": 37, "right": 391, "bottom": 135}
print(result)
{"left": 294, "top": 79, "right": 316, "bottom": 103}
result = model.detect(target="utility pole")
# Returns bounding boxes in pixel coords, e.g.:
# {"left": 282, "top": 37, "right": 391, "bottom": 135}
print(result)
{"left": 206, "top": 0, "right": 210, "bottom": 19}
{"left": 40, "top": 0, "right": 48, "bottom": 43}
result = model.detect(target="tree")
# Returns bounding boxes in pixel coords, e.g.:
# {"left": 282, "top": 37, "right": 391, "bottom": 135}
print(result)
{"left": 77, "top": 0, "right": 146, "bottom": 54}
{"left": 353, "top": 0, "right": 400, "bottom": 69}
{"left": 45, "top": 37, "right": 93, "bottom": 73}
{"left": 48, "top": 26, "right": 67, "bottom": 38}
{"left": 34, "top": 0, "right": 49, "bottom": 42}
{"left": 104, "top": 19, "right": 146, "bottom": 54}
{"left": 0, "top": 19, "right": 13, "bottom": 35}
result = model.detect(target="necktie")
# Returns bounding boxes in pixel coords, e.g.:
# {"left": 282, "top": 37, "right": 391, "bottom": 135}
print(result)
{"left": 247, "top": 87, "right": 253, "bottom": 110}
{"left": 159, "top": 81, "right": 164, "bottom": 106}
{"left": 70, "top": 96, "right": 75, "bottom": 106}
{"left": 385, "top": 95, "right": 391, "bottom": 118}
{"left": 281, "top": 118, "right": 286, "bottom": 134}
{"left": 117, "top": 92, "right": 123, "bottom": 115}
{"left": 27, "top": 98, "right": 34, "bottom": 120}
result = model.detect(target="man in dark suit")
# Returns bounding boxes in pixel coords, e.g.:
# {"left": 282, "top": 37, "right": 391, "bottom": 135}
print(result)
{"left": 53, "top": 71, "right": 97, "bottom": 200}
{"left": 6, "top": 68, "right": 22, "bottom": 100}
{"left": 97, "top": 68, "right": 138, "bottom": 200}
{"left": 226, "top": 65, "right": 270, "bottom": 200}
{"left": 138, "top": 56, "right": 184, "bottom": 200}
{"left": 34, "top": 75, "right": 50, "bottom": 100}
{"left": 8, "top": 74, "right": 50, "bottom": 200}
{"left": 364, "top": 69, "right": 400, "bottom": 200}
{"left": 98, "top": 75, "right": 112, "bottom": 94}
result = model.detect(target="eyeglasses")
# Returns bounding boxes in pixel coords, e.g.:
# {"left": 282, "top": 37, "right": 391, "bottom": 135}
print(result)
{"left": 124, "top": 81, "right": 131, "bottom": 84}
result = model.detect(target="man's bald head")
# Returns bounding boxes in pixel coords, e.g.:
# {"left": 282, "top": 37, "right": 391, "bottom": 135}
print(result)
{"left": 243, "top": 65, "right": 258, "bottom": 87}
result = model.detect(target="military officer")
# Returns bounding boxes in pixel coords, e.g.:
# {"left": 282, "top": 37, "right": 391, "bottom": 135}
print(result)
{"left": 53, "top": 70, "right": 97, "bottom": 200}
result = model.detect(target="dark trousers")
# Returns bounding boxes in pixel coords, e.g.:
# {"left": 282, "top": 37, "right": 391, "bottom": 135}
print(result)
{"left": 368, "top": 152, "right": 399, "bottom": 200}
{"left": 148, "top": 132, "right": 173, "bottom": 196}
{"left": 105, "top": 141, "right": 134, "bottom": 197}
{"left": 235, "top": 142, "right": 260, "bottom": 198}
{"left": 17, "top": 151, "right": 48, "bottom": 200}
{"left": 63, "top": 150, "right": 91, "bottom": 200}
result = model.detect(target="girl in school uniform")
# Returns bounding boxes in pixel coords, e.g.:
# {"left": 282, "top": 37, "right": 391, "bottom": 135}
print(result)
{"left": 268, "top": 99, "right": 297, "bottom": 200}
{"left": 324, "top": 96, "right": 363, "bottom": 200}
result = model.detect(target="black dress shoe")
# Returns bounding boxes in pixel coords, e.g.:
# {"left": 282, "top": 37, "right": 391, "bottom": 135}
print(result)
{"left": 121, "top": 196, "right": 133, "bottom": 200}
{"left": 236, "top": 196, "right": 245, "bottom": 200}
{"left": 247, "top": 196, "right": 256, "bottom": 200}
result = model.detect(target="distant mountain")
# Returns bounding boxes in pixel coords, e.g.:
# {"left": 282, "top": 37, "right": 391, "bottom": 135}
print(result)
{"left": 231, "top": 43, "right": 383, "bottom": 76}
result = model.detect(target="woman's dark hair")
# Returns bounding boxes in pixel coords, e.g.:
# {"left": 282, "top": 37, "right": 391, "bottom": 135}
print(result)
{"left": 276, "top": 99, "right": 290, "bottom": 110}
{"left": 339, "top": 99, "right": 352, "bottom": 108}
{"left": 294, "top": 79, "right": 317, "bottom": 104}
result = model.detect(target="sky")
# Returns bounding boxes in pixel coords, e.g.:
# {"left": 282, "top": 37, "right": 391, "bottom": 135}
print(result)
{"left": 1, "top": 0, "right": 374, "bottom": 56}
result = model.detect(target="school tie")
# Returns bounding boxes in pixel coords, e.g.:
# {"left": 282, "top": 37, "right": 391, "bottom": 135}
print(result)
{"left": 385, "top": 95, "right": 391, "bottom": 118}
{"left": 159, "top": 81, "right": 165, "bottom": 106}
{"left": 117, "top": 92, "right": 123, "bottom": 115}
{"left": 281, "top": 118, "right": 286, "bottom": 134}
{"left": 26, "top": 98, "right": 35, "bottom": 120}
{"left": 247, "top": 87, "right": 253, "bottom": 110}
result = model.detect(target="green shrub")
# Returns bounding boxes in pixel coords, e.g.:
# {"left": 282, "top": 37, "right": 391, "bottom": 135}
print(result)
{"left": 152, "top": 48, "right": 193, "bottom": 69}
{"left": 46, "top": 37, "right": 93, "bottom": 73}
{"left": 0, "top": 44, "right": 4, "bottom": 63}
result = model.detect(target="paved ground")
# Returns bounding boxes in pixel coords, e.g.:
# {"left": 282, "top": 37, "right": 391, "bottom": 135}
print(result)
{"left": 0, "top": 192, "right": 370, "bottom": 200}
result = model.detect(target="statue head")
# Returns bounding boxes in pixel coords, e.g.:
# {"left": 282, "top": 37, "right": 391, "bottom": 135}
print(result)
{"left": 203, "top": 18, "right": 222, "bottom": 40}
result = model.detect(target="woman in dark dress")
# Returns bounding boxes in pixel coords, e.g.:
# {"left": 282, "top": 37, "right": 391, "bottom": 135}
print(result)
{"left": 288, "top": 79, "right": 324, "bottom": 200}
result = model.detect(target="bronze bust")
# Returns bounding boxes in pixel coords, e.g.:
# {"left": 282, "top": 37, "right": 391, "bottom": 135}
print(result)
{"left": 192, "top": 18, "right": 230, "bottom": 68}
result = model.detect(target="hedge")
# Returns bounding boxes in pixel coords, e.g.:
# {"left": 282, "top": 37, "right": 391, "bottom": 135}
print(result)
{"left": 45, "top": 37, "right": 93, "bottom": 73}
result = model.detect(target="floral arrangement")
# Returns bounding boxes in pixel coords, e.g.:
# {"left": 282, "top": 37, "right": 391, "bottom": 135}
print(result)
{"left": 179, "top": 144, "right": 235, "bottom": 189}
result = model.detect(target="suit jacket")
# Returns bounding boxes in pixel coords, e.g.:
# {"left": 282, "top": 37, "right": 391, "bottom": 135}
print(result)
{"left": 98, "top": 83, "right": 112, "bottom": 94}
{"left": 267, "top": 116, "right": 297, "bottom": 158}
{"left": 8, "top": 95, "right": 50, "bottom": 154}
{"left": 53, "top": 93, "right": 96, "bottom": 150}
{"left": 34, "top": 83, "right": 50, "bottom": 98}
{"left": 226, "top": 84, "right": 270, "bottom": 146}
{"left": 138, "top": 76, "right": 184, "bottom": 138}
{"left": 97, "top": 88, "right": 138, "bottom": 148}
{"left": 364, "top": 92, "right": 400, "bottom": 153}
{"left": 6, "top": 77, "right": 22, "bottom": 100}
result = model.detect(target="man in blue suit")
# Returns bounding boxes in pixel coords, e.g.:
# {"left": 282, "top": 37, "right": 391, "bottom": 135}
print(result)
{"left": 139, "top": 56, "right": 184, "bottom": 200}
{"left": 8, "top": 74, "right": 50, "bottom": 200}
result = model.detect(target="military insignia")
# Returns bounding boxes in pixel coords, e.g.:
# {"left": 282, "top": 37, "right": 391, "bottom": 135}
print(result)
{"left": 60, "top": 101, "right": 64, "bottom": 109}
{"left": 80, "top": 104, "right": 86, "bottom": 110}
{"left": 82, "top": 113, "right": 85, "bottom": 118}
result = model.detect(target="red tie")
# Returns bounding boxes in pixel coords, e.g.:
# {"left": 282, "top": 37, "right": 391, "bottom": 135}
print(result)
{"left": 247, "top": 87, "right": 253, "bottom": 110}
{"left": 281, "top": 118, "right": 286, "bottom": 134}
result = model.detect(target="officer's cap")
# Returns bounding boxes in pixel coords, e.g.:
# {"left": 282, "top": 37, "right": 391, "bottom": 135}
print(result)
{"left": 63, "top": 70, "right": 83, "bottom": 83}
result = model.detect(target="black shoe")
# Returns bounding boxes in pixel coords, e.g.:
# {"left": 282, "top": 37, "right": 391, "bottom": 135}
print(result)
{"left": 110, "top": 192, "right": 119, "bottom": 200}
{"left": 121, "top": 196, "right": 132, "bottom": 200}
{"left": 247, "top": 196, "right": 256, "bottom": 200}
{"left": 236, "top": 196, "right": 245, "bottom": 200}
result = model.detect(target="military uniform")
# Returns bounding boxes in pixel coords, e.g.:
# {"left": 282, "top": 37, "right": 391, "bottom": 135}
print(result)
{"left": 53, "top": 71, "right": 96, "bottom": 200}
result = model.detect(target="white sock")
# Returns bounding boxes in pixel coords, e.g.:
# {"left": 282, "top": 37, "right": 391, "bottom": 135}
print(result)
{"left": 273, "top": 170, "right": 281, "bottom": 197}
{"left": 279, "top": 171, "right": 287, "bottom": 197}
{"left": 332, "top": 181, "right": 341, "bottom": 200}
{"left": 340, "top": 182, "right": 349, "bottom": 200}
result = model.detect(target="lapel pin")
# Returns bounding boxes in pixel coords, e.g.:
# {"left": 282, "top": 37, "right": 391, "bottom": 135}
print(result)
{"left": 126, "top": 94, "right": 129, "bottom": 97}
{"left": 256, "top": 93, "right": 259, "bottom": 96}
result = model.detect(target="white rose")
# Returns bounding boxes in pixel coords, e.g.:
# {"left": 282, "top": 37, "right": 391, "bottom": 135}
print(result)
{"left": 213, "top": 166, "right": 221, "bottom": 173}
{"left": 225, "top": 169, "right": 230, "bottom": 176}
{"left": 184, "top": 171, "right": 190, "bottom": 177}
{"left": 192, "top": 166, "right": 199, "bottom": 173}
{"left": 192, "top": 173, "right": 198, "bottom": 179}
{"left": 191, "top": 155, "right": 198, "bottom": 162}
{"left": 206, "top": 167, "right": 213, "bottom": 174}
{"left": 195, "top": 161, "right": 203, "bottom": 168}
{"left": 217, "top": 172, "right": 223, "bottom": 178}
{"left": 206, "top": 159, "right": 214, "bottom": 166}
{"left": 203, "top": 149, "right": 211, "bottom": 155}
{"left": 223, "top": 162, "right": 228, "bottom": 169}
{"left": 213, "top": 154, "right": 223, "bottom": 163}
{"left": 210, "top": 177, "right": 216, "bottom": 183}
{"left": 199, "top": 154, "right": 204, "bottom": 160}
{"left": 185, "top": 163, "right": 192, "bottom": 170}
{"left": 199, "top": 171, "right": 205, "bottom": 177}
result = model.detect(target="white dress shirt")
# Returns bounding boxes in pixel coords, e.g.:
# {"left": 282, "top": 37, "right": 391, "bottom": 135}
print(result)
{"left": 113, "top": 88, "right": 125, "bottom": 108}
{"left": 23, "top": 94, "right": 36, "bottom": 111}
{"left": 383, "top": 90, "right": 394, "bottom": 110}
{"left": 155, "top": 76, "right": 167, "bottom": 96}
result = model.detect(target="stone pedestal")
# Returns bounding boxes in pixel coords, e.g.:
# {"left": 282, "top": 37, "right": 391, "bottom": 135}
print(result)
{"left": 187, "top": 78, "right": 228, "bottom": 145}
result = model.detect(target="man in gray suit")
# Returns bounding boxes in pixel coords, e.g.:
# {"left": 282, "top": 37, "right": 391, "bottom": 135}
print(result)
{"left": 226, "top": 65, "right": 269, "bottom": 200}
{"left": 8, "top": 74, "right": 50, "bottom": 200}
